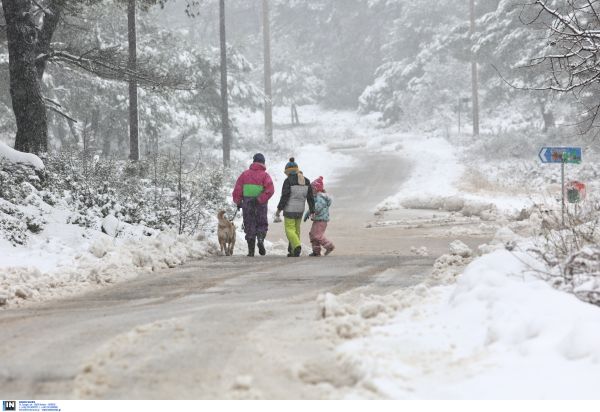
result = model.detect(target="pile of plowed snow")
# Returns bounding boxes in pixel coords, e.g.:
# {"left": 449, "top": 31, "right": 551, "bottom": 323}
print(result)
{"left": 315, "top": 250, "right": 600, "bottom": 399}
{"left": 0, "top": 228, "right": 220, "bottom": 308}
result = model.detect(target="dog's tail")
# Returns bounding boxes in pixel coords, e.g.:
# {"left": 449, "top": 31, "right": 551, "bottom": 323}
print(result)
{"left": 217, "top": 210, "right": 228, "bottom": 227}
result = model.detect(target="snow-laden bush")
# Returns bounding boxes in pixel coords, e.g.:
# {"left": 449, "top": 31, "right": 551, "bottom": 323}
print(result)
{"left": 39, "top": 145, "right": 230, "bottom": 236}
{"left": 0, "top": 161, "right": 48, "bottom": 245}
{"left": 527, "top": 198, "right": 600, "bottom": 306}
{"left": 0, "top": 139, "right": 232, "bottom": 247}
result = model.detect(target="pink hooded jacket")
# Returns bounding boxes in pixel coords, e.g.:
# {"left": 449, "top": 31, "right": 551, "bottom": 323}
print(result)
{"left": 232, "top": 162, "right": 275, "bottom": 205}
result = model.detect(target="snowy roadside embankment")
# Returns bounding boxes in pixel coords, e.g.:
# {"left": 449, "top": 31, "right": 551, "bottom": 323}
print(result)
{"left": 0, "top": 150, "right": 225, "bottom": 309}
{"left": 316, "top": 250, "right": 600, "bottom": 399}
{"left": 0, "top": 228, "right": 220, "bottom": 309}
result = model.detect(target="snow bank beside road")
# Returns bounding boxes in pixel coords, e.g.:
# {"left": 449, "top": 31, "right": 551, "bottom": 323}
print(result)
{"left": 375, "top": 130, "right": 532, "bottom": 215}
{"left": 333, "top": 251, "right": 600, "bottom": 399}
{"left": 0, "top": 229, "right": 219, "bottom": 309}
{"left": 377, "top": 133, "right": 463, "bottom": 209}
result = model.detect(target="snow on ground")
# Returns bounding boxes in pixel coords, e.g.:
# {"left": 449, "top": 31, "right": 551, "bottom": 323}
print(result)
{"left": 317, "top": 250, "right": 600, "bottom": 399}
{"left": 4, "top": 105, "right": 600, "bottom": 399}
{"left": 0, "top": 207, "right": 219, "bottom": 308}
{"left": 372, "top": 127, "right": 534, "bottom": 215}
{"left": 259, "top": 108, "right": 600, "bottom": 399}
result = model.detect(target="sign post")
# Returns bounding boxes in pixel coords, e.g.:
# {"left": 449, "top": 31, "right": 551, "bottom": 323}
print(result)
{"left": 538, "top": 147, "right": 582, "bottom": 227}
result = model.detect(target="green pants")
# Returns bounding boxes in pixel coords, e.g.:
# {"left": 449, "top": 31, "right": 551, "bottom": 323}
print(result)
{"left": 284, "top": 218, "right": 302, "bottom": 251}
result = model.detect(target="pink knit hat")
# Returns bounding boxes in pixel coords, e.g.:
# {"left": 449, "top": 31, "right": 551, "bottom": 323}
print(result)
{"left": 312, "top": 176, "right": 324, "bottom": 192}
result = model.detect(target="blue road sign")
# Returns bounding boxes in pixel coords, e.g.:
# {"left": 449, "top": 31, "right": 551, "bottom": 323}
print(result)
{"left": 538, "top": 147, "right": 582, "bottom": 164}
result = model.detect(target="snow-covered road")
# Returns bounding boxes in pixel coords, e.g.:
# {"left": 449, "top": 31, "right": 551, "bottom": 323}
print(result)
{"left": 0, "top": 254, "right": 435, "bottom": 399}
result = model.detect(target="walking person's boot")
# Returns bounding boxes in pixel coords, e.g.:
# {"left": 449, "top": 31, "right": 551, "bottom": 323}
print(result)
{"left": 247, "top": 239, "right": 255, "bottom": 257}
{"left": 287, "top": 245, "right": 298, "bottom": 257}
{"left": 256, "top": 231, "right": 266, "bottom": 256}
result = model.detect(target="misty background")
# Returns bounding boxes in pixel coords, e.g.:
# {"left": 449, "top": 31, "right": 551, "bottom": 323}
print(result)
{"left": 0, "top": 0, "right": 592, "bottom": 159}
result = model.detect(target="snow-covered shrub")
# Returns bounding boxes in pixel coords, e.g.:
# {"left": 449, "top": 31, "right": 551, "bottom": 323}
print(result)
{"left": 0, "top": 199, "right": 47, "bottom": 245}
{"left": 0, "top": 213, "right": 28, "bottom": 246}
{"left": 1, "top": 138, "right": 232, "bottom": 247}
{"left": 0, "top": 160, "right": 49, "bottom": 245}
{"left": 0, "top": 160, "right": 44, "bottom": 202}
{"left": 527, "top": 198, "right": 600, "bottom": 306}
{"left": 39, "top": 146, "right": 231, "bottom": 236}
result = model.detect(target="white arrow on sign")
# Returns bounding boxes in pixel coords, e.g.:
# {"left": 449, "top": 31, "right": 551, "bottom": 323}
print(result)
{"left": 538, "top": 147, "right": 547, "bottom": 162}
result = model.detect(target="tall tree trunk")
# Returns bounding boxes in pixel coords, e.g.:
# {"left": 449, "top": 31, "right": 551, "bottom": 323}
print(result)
{"left": 3, "top": 0, "right": 48, "bottom": 154}
{"left": 91, "top": 109, "right": 100, "bottom": 145}
{"left": 148, "top": 124, "right": 158, "bottom": 155}
{"left": 291, "top": 103, "right": 299, "bottom": 124}
{"left": 67, "top": 119, "right": 80, "bottom": 145}
{"left": 540, "top": 100, "right": 555, "bottom": 133}
{"left": 128, "top": 0, "right": 140, "bottom": 161}
{"left": 51, "top": 117, "right": 68, "bottom": 149}
{"left": 263, "top": 0, "right": 273, "bottom": 143}
{"left": 219, "top": 0, "right": 231, "bottom": 168}
{"left": 470, "top": 0, "right": 480, "bottom": 136}
{"left": 35, "top": 0, "right": 61, "bottom": 79}
{"left": 102, "top": 129, "right": 111, "bottom": 157}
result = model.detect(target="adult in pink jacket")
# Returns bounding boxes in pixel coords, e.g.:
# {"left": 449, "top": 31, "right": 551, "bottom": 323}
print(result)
{"left": 232, "top": 153, "right": 275, "bottom": 256}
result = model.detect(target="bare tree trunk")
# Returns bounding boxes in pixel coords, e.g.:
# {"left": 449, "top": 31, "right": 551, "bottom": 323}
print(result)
{"left": 102, "top": 129, "right": 111, "bottom": 156}
{"left": 291, "top": 103, "right": 299, "bottom": 124}
{"left": 128, "top": 0, "right": 140, "bottom": 161}
{"left": 147, "top": 124, "right": 159, "bottom": 155}
{"left": 219, "top": 0, "right": 231, "bottom": 168}
{"left": 52, "top": 117, "right": 69, "bottom": 149}
{"left": 82, "top": 120, "right": 90, "bottom": 178}
{"left": 91, "top": 109, "right": 100, "bottom": 145}
{"left": 540, "top": 100, "right": 556, "bottom": 132}
{"left": 2, "top": 0, "right": 52, "bottom": 154}
{"left": 263, "top": 0, "right": 273, "bottom": 143}
{"left": 470, "top": 0, "right": 480, "bottom": 136}
{"left": 67, "top": 120, "right": 80, "bottom": 146}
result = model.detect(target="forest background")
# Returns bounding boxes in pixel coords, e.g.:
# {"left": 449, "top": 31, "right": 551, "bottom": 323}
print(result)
{"left": 1, "top": 0, "right": 581, "bottom": 157}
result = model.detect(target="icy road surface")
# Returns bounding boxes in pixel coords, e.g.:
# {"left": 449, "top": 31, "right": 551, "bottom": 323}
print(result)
{"left": 0, "top": 152, "right": 489, "bottom": 399}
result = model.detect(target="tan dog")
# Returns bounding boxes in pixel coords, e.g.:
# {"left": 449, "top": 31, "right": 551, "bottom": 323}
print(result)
{"left": 217, "top": 210, "right": 236, "bottom": 256}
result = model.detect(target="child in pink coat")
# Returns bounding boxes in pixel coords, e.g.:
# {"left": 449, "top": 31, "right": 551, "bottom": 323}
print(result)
{"left": 304, "top": 176, "right": 335, "bottom": 256}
